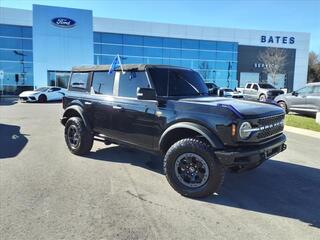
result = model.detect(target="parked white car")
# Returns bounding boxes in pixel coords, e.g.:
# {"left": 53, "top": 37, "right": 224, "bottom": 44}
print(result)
{"left": 218, "top": 88, "right": 244, "bottom": 99}
{"left": 19, "top": 87, "right": 67, "bottom": 103}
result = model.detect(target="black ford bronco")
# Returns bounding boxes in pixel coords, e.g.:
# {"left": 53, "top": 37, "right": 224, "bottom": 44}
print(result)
{"left": 61, "top": 64, "right": 287, "bottom": 198}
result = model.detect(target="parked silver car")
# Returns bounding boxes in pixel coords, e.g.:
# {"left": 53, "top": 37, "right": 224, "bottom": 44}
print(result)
{"left": 274, "top": 82, "right": 320, "bottom": 115}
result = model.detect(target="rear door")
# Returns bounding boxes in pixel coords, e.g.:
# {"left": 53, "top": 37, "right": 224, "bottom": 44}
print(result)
{"left": 243, "top": 83, "right": 252, "bottom": 99}
{"left": 90, "top": 71, "right": 115, "bottom": 137}
{"left": 111, "top": 70, "right": 158, "bottom": 150}
{"left": 251, "top": 83, "right": 260, "bottom": 100}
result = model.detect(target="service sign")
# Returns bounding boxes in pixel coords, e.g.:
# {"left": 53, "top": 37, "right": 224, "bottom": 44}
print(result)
{"left": 52, "top": 17, "right": 76, "bottom": 28}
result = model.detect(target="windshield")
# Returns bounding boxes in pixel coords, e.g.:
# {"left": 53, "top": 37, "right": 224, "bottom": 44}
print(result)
{"left": 35, "top": 87, "right": 49, "bottom": 92}
{"left": 148, "top": 68, "right": 208, "bottom": 97}
{"left": 259, "top": 83, "right": 275, "bottom": 89}
{"left": 223, "top": 89, "right": 234, "bottom": 92}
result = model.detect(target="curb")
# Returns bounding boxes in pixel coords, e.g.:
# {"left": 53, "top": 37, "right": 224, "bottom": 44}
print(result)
{"left": 284, "top": 125, "right": 320, "bottom": 139}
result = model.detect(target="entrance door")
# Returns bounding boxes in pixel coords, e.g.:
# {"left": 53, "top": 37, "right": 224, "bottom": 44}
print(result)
{"left": 47, "top": 71, "right": 71, "bottom": 89}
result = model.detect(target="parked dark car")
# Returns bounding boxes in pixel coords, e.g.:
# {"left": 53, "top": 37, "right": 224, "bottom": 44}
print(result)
{"left": 275, "top": 82, "right": 320, "bottom": 115}
{"left": 61, "top": 64, "right": 287, "bottom": 198}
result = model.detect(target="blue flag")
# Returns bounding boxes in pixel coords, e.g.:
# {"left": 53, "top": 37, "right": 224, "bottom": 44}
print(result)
{"left": 108, "top": 54, "right": 123, "bottom": 74}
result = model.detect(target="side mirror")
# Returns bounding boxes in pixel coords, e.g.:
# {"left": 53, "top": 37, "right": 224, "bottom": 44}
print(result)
{"left": 137, "top": 88, "right": 156, "bottom": 100}
{"left": 292, "top": 91, "right": 298, "bottom": 96}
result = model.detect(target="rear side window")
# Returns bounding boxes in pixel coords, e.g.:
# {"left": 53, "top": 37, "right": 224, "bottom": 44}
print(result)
{"left": 118, "top": 71, "right": 150, "bottom": 98}
{"left": 312, "top": 86, "right": 320, "bottom": 93}
{"left": 91, "top": 72, "right": 115, "bottom": 95}
{"left": 70, "top": 72, "right": 89, "bottom": 90}
{"left": 252, "top": 84, "right": 258, "bottom": 90}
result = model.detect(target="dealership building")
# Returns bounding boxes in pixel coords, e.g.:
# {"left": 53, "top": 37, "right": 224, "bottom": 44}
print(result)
{"left": 0, "top": 5, "right": 310, "bottom": 95}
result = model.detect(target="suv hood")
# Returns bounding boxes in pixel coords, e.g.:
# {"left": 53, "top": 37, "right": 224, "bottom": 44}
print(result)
{"left": 179, "top": 96, "right": 284, "bottom": 118}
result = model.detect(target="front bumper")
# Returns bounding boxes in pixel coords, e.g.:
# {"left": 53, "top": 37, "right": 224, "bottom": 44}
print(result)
{"left": 19, "top": 96, "right": 37, "bottom": 102}
{"left": 215, "top": 134, "right": 286, "bottom": 170}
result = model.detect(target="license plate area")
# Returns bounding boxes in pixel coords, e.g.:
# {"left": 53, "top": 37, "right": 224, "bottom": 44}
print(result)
{"left": 265, "top": 146, "right": 281, "bottom": 159}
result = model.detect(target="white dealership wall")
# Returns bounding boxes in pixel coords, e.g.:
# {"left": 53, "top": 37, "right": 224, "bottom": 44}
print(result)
{"left": 0, "top": 6, "right": 310, "bottom": 90}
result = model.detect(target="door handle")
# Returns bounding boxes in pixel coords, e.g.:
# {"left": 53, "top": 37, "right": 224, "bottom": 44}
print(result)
{"left": 84, "top": 101, "right": 92, "bottom": 105}
{"left": 113, "top": 105, "right": 123, "bottom": 110}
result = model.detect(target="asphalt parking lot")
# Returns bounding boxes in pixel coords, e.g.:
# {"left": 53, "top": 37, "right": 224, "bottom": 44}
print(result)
{"left": 0, "top": 98, "right": 319, "bottom": 240}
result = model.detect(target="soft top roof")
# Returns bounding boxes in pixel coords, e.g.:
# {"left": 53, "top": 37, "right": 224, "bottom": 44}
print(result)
{"left": 71, "top": 64, "right": 189, "bottom": 72}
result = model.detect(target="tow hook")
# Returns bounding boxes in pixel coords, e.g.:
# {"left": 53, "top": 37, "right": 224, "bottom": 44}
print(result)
{"left": 281, "top": 143, "right": 287, "bottom": 152}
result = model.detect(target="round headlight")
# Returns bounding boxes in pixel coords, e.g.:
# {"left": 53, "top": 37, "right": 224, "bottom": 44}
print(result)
{"left": 239, "top": 121, "right": 252, "bottom": 139}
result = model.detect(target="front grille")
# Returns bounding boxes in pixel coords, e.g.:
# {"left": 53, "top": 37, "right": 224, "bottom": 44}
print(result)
{"left": 256, "top": 114, "right": 284, "bottom": 139}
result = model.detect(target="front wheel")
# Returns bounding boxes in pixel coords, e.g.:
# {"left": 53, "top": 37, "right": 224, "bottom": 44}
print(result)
{"left": 64, "top": 117, "right": 93, "bottom": 155}
{"left": 164, "top": 138, "right": 225, "bottom": 198}
{"left": 277, "top": 101, "right": 288, "bottom": 114}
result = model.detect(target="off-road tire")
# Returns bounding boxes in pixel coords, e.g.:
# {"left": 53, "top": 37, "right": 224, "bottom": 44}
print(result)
{"left": 164, "top": 138, "right": 225, "bottom": 198}
{"left": 64, "top": 117, "right": 93, "bottom": 155}
{"left": 38, "top": 94, "right": 47, "bottom": 103}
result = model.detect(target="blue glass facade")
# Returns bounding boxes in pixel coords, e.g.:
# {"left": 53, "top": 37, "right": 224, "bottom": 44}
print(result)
{"left": 94, "top": 32, "right": 238, "bottom": 88}
{"left": 0, "top": 24, "right": 33, "bottom": 93}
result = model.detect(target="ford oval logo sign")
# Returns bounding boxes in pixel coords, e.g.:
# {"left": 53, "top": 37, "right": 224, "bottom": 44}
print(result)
{"left": 52, "top": 17, "right": 76, "bottom": 28}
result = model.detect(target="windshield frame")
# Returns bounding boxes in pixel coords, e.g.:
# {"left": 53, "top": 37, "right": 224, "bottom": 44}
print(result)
{"left": 35, "top": 87, "right": 49, "bottom": 92}
{"left": 258, "top": 83, "right": 276, "bottom": 89}
{"left": 147, "top": 67, "right": 209, "bottom": 97}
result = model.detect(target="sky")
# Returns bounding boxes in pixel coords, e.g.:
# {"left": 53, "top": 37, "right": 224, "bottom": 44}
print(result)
{"left": 1, "top": 0, "right": 319, "bottom": 52}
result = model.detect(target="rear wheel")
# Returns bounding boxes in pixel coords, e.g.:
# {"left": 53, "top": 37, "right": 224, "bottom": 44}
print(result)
{"left": 164, "top": 138, "right": 225, "bottom": 198}
{"left": 64, "top": 117, "right": 93, "bottom": 155}
{"left": 38, "top": 94, "right": 47, "bottom": 103}
{"left": 259, "top": 94, "right": 266, "bottom": 102}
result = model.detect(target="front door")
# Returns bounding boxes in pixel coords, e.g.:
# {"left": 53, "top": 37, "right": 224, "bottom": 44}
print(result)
{"left": 111, "top": 71, "right": 158, "bottom": 150}
{"left": 288, "top": 86, "right": 313, "bottom": 110}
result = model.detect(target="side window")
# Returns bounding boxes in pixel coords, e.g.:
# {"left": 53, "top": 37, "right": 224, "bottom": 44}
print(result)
{"left": 252, "top": 84, "right": 259, "bottom": 91}
{"left": 118, "top": 71, "right": 150, "bottom": 98}
{"left": 51, "top": 87, "right": 60, "bottom": 91}
{"left": 313, "top": 86, "right": 320, "bottom": 93}
{"left": 246, "top": 83, "right": 252, "bottom": 89}
{"left": 91, "top": 72, "right": 115, "bottom": 95}
{"left": 70, "top": 72, "right": 89, "bottom": 90}
{"left": 297, "top": 86, "right": 313, "bottom": 94}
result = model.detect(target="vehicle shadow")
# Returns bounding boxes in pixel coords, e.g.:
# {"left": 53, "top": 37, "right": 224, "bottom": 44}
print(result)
{"left": 202, "top": 159, "right": 320, "bottom": 228}
{"left": 87, "top": 145, "right": 164, "bottom": 174}
{"left": 86, "top": 147, "right": 320, "bottom": 228}
{"left": 0, "top": 123, "right": 28, "bottom": 159}
{"left": 0, "top": 97, "right": 18, "bottom": 106}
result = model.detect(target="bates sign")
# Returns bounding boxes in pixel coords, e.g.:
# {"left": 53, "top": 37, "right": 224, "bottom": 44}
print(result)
{"left": 261, "top": 35, "right": 295, "bottom": 45}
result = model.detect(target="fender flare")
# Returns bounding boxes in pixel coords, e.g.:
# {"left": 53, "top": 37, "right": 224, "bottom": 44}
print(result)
{"left": 61, "top": 105, "right": 91, "bottom": 130}
{"left": 159, "top": 122, "right": 224, "bottom": 151}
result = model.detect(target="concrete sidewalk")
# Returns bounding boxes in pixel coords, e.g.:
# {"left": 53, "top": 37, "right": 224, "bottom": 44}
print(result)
{"left": 284, "top": 125, "right": 320, "bottom": 139}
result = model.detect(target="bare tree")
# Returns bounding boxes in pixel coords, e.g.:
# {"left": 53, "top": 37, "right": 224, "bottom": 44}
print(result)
{"left": 258, "top": 48, "right": 287, "bottom": 86}
{"left": 308, "top": 51, "right": 320, "bottom": 83}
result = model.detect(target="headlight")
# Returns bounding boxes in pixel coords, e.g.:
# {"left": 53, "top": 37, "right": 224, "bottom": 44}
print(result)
{"left": 239, "top": 121, "right": 252, "bottom": 139}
